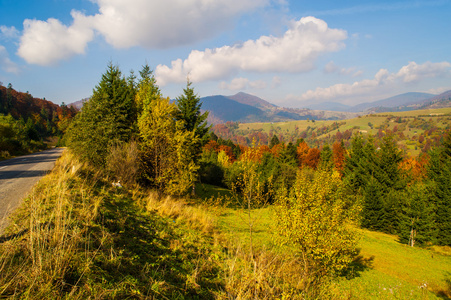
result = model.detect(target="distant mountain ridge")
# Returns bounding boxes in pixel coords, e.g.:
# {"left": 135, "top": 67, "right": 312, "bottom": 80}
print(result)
{"left": 227, "top": 92, "right": 277, "bottom": 110}
{"left": 68, "top": 90, "right": 451, "bottom": 125}
{"left": 200, "top": 92, "right": 355, "bottom": 124}
{"left": 304, "top": 92, "right": 449, "bottom": 112}
{"left": 349, "top": 92, "right": 435, "bottom": 112}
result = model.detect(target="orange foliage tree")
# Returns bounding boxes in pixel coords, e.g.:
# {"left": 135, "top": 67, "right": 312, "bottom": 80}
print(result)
{"left": 332, "top": 141, "right": 346, "bottom": 176}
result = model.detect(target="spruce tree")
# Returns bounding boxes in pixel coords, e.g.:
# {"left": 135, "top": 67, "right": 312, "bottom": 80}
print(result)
{"left": 175, "top": 80, "right": 209, "bottom": 157}
{"left": 269, "top": 134, "right": 280, "bottom": 149}
{"left": 67, "top": 63, "right": 135, "bottom": 166}
{"left": 319, "top": 143, "right": 334, "bottom": 171}
{"left": 398, "top": 183, "right": 436, "bottom": 246}
{"left": 427, "top": 132, "right": 451, "bottom": 246}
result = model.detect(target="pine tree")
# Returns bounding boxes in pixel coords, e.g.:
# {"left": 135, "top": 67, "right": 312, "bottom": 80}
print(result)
{"left": 269, "top": 134, "right": 280, "bottom": 149}
{"left": 176, "top": 80, "right": 209, "bottom": 149}
{"left": 427, "top": 132, "right": 451, "bottom": 246}
{"left": 398, "top": 183, "right": 436, "bottom": 246}
{"left": 67, "top": 63, "right": 135, "bottom": 166}
{"left": 319, "top": 143, "right": 334, "bottom": 171}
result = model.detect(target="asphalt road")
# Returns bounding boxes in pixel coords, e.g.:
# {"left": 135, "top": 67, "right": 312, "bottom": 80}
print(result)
{"left": 0, "top": 148, "right": 64, "bottom": 231}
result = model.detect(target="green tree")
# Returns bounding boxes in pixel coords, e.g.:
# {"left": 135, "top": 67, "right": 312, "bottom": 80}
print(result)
{"left": 67, "top": 63, "right": 135, "bottom": 166}
{"left": 319, "top": 143, "right": 334, "bottom": 171}
{"left": 427, "top": 132, "right": 451, "bottom": 246}
{"left": 175, "top": 80, "right": 209, "bottom": 155}
{"left": 398, "top": 183, "right": 436, "bottom": 246}
{"left": 269, "top": 134, "right": 280, "bottom": 148}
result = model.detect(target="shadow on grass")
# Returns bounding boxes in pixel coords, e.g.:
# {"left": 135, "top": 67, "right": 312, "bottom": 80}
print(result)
{"left": 79, "top": 187, "right": 224, "bottom": 299}
{"left": 435, "top": 272, "right": 451, "bottom": 300}
{"left": 340, "top": 248, "right": 375, "bottom": 280}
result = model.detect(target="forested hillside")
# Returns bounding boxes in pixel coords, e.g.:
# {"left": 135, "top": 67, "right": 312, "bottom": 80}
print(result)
{"left": 0, "top": 83, "right": 76, "bottom": 158}
{"left": 212, "top": 108, "right": 451, "bottom": 156}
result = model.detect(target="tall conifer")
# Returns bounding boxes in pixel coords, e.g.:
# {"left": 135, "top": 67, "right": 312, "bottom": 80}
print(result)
{"left": 67, "top": 63, "right": 135, "bottom": 166}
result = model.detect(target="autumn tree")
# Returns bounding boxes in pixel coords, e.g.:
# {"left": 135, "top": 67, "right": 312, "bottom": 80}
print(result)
{"left": 137, "top": 69, "right": 198, "bottom": 195}
{"left": 275, "top": 168, "right": 360, "bottom": 278}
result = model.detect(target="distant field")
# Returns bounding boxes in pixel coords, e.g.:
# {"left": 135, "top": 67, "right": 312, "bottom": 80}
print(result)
{"left": 230, "top": 107, "right": 451, "bottom": 156}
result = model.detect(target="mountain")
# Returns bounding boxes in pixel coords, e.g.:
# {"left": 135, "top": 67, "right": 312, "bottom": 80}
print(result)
{"left": 200, "top": 95, "right": 265, "bottom": 123}
{"left": 227, "top": 92, "right": 277, "bottom": 110}
{"left": 349, "top": 92, "right": 435, "bottom": 112}
{"left": 200, "top": 92, "right": 357, "bottom": 124}
{"left": 68, "top": 98, "right": 89, "bottom": 110}
{"left": 416, "top": 90, "right": 451, "bottom": 109}
{"left": 306, "top": 102, "right": 352, "bottom": 112}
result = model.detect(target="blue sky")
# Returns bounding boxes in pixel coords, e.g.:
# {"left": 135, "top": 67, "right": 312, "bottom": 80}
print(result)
{"left": 0, "top": 0, "right": 450, "bottom": 107}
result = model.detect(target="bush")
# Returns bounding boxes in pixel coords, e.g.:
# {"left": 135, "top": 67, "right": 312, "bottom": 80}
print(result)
{"left": 106, "top": 141, "right": 141, "bottom": 188}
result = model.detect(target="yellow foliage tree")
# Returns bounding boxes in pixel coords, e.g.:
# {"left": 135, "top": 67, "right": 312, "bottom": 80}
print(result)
{"left": 275, "top": 168, "right": 360, "bottom": 277}
{"left": 137, "top": 74, "right": 198, "bottom": 196}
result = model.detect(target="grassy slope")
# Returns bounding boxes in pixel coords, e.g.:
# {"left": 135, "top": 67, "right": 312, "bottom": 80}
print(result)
{"left": 0, "top": 152, "right": 224, "bottom": 299}
{"left": 198, "top": 183, "right": 451, "bottom": 299}
{"left": 1, "top": 153, "right": 450, "bottom": 299}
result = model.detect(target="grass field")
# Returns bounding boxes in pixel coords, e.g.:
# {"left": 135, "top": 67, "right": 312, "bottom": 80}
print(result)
{"left": 197, "top": 183, "right": 451, "bottom": 299}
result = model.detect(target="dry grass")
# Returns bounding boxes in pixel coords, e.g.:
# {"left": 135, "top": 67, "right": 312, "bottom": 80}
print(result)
{"left": 0, "top": 151, "right": 101, "bottom": 298}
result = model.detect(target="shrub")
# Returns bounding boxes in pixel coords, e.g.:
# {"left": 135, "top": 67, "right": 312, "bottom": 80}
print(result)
{"left": 106, "top": 140, "right": 141, "bottom": 188}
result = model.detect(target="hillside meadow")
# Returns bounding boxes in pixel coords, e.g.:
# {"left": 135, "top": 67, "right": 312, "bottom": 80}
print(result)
{"left": 229, "top": 107, "right": 451, "bottom": 155}
{"left": 1, "top": 151, "right": 449, "bottom": 299}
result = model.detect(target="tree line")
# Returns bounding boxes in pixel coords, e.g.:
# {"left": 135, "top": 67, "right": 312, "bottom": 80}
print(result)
{"left": 66, "top": 63, "right": 209, "bottom": 196}
{"left": 0, "top": 83, "right": 76, "bottom": 158}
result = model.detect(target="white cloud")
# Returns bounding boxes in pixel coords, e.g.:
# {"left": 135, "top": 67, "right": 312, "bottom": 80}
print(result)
{"left": 0, "top": 26, "right": 19, "bottom": 39}
{"left": 298, "top": 61, "right": 451, "bottom": 102}
{"left": 16, "top": 0, "right": 271, "bottom": 65}
{"left": 156, "top": 17, "right": 347, "bottom": 85}
{"left": 396, "top": 61, "right": 450, "bottom": 83}
{"left": 427, "top": 87, "right": 451, "bottom": 95}
{"left": 0, "top": 45, "right": 20, "bottom": 74}
{"left": 220, "top": 77, "right": 267, "bottom": 90}
{"left": 86, "top": 0, "right": 269, "bottom": 48}
{"left": 323, "top": 61, "right": 362, "bottom": 77}
{"left": 17, "top": 10, "right": 94, "bottom": 66}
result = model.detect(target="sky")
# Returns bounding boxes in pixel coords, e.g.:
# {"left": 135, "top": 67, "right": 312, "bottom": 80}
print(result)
{"left": 0, "top": 0, "right": 450, "bottom": 108}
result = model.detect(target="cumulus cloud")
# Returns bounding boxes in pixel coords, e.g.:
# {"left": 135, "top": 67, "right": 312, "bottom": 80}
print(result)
{"left": 17, "top": 10, "right": 94, "bottom": 65}
{"left": 0, "top": 45, "right": 20, "bottom": 74}
{"left": 16, "top": 0, "right": 270, "bottom": 65}
{"left": 220, "top": 77, "right": 267, "bottom": 90}
{"left": 298, "top": 61, "right": 451, "bottom": 102}
{"left": 155, "top": 17, "right": 347, "bottom": 85}
{"left": 0, "top": 26, "right": 19, "bottom": 40}
{"left": 323, "top": 61, "right": 362, "bottom": 77}
{"left": 86, "top": 0, "right": 268, "bottom": 48}
{"left": 427, "top": 87, "right": 451, "bottom": 95}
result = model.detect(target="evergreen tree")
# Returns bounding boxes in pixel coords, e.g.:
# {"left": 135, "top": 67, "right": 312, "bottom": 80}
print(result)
{"left": 176, "top": 80, "right": 209, "bottom": 149}
{"left": 67, "top": 63, "right": 135, "bottom": 166}
{"left": 269, "top": 134, "right": 280, "bottom": 149}
{"left": 319, "top": 143, "right": 334, "bottom": 171}
{"left": 361, "top": 177, "right": 385, "bottom": 230}
{"left": 398, "top": 183, "right": 436, "bottom": 246}
{"left": 427, "top": 132, "right": 451, "bottom": 246}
